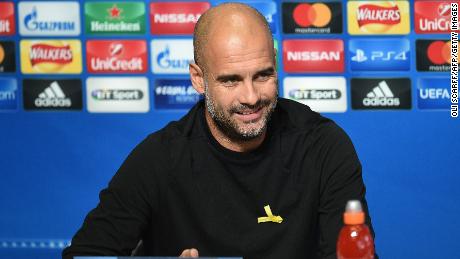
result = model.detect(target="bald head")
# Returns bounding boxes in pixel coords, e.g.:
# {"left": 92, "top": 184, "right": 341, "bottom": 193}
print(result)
{"left": 193, "top": 3, "right": 274, "bottom": 71}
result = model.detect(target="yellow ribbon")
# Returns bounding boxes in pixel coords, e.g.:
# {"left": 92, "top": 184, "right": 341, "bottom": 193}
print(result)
{"left": 257, "top": 205, "right": 283, "bottom": 224}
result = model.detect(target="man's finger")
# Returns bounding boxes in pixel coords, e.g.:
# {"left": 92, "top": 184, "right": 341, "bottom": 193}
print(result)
{"left": 179, "top": 248, "right": 199, "bottom": 258}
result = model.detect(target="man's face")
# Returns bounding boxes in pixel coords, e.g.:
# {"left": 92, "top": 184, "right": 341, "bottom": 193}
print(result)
{"left": 202, "top": 34, "right": 278, "bottom": 141}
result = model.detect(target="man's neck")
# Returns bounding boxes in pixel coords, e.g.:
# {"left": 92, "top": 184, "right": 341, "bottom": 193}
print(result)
{"left": 205, "top": 110, "right": 266, "bottom": 152}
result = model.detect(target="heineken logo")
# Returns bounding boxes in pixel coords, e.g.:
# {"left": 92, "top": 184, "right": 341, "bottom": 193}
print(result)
{"left": 85, "top": 2, "right": 146, "bottom": 34}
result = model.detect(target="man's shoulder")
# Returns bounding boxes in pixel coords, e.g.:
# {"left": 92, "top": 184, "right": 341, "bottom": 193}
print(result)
{"left": 275, "top": 98, "right": 333, "bottom": 133}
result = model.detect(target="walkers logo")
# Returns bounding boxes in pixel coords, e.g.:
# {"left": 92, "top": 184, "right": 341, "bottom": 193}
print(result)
{"left": 87, "top": 40, "right": 147, "bottom": 73}
{"left": 85, "top": 2, "right": 146, "bottom": 35}
{"left": 283, "top": 77, "right": 347, "bottom": 113}
{"left": 282, "top": 2, "right": 342, "bottom": 34}
{"left": 150, "top": 2, "right": 210, "bottom": 35}
{"left": 18, "top": 2, "right": 80, "bottom": 36}
{"left": 351, "top": 78, "right": 411, "bottom": 110}
{"left": 283, "top": 39, "right": 344, "bottom": 73}
{"left": 0, "top": 41, "right": 16, "bottom": 72}
{"left": 349, "top": 39, "right": 410, "bottom": 71}
{"left": 151, "top": 39, "right": 193, "bottom": 74}
{"left": 415, "top": 1, "right": 453, "bottom": 34}
{"left": 0, "top": 78, "right": 17, "bottom": 111}
{"left": 154, "top": 79, "right": 200, "bottom": 110}
{"left": 23, "top": 79, "right": 82, "bottom": 110}
{"left": 86, "top": 77, "right": 149, "bottom": 113}
{"left": 20, "top": 40, "right": 82, "bottom": 74}
{"left": 0, "top": 2, "right": 15, "bottom": 36}
{"left": 418, "top": 78, "right": 451, "bottom": 110}
{"left": 347, "top": 1, "right": 410, "bottom": 35}
{"left": 416, "top": 40, "right": 451, "bottom": 72}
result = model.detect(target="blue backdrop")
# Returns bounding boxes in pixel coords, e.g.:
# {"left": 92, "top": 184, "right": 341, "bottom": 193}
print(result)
{"left": 0, "top": 0, "right": 459, "bottom": 258}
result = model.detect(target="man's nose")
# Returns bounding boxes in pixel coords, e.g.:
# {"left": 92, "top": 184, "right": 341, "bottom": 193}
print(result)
{"left": 239, "top": 80, "right": 259, "bottom": 106}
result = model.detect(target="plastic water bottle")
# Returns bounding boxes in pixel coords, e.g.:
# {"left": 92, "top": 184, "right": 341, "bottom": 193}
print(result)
{"left": 337, "top": 200, "right": 374, "bottom": 259}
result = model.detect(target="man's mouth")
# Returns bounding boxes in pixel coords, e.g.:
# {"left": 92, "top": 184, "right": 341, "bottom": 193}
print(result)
{"left": 233, "top": 107, "right": 263, "bottom": 122}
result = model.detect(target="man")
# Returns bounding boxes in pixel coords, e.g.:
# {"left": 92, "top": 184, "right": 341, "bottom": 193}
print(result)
{"left": 63, "top": 3, "right": 376, "bottom": 259}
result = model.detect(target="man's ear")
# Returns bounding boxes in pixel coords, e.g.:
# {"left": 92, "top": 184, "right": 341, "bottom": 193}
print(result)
{"left": 273, "top": 47, "right": 277, "bottom": 71}
{"left": 189, "top": 63, "right": 205, "bottom": 94}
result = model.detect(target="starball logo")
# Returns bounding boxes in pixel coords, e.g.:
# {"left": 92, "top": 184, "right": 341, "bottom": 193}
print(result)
{"left": 283, "top": 39, "right": 344, "bottom": 73}
{"left": 415, "top": 1, "right": 453, "bottom": 34}
{"left": 416, "top": 40, "right": 451, "bottom": 72}
{"left": 20, "top": 40, "right": 82, "bottom": 74}
{"left": 282, "top": 2, "right": 342, "bottom": 34}
{"left": 0, "top": 2, "right": 15, "bottom": 36}
{"left": 85, "top": 2, "right": 146, "bottom": 35}
{"left": 87, "top": 40, "right": 147, "bottom": 73}
{"left": 348, "top": 1, "right": 410, "bottom": 35}
{"left": 18, "top": 2, "right": 80, "bottom": 36}
{"left": 150, "top": 2, "right": 210, "bottom": 34}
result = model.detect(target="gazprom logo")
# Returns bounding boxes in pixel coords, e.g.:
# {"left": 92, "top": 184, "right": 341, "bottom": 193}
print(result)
{"left": 19, "top": 2, "right": 80, "bottom": 36}
{"left": 151, "top": 39, "right": 193, "bottom": 74}
{"left": 0, "top": 78, "right": 17, "bottom": 111}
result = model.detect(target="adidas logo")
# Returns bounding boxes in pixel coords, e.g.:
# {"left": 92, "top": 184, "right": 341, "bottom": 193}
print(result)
{"left": 34, "top": 81, "right": 71, "bottom": 107}
{"left": 363, "top": 81, "right": 400, "bottom": 107}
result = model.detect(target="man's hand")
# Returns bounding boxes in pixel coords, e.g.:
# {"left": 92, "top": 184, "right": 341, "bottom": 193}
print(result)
{"left": 179, "top": 248, "right": 199, "bottom": 258}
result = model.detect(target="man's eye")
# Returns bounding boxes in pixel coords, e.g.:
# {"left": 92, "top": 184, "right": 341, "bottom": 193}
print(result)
{"left": 222, "top": 80, "right": 238, "bottom": 87}
{"left": 255, "top": 74, "right": 271, "bottom": 82}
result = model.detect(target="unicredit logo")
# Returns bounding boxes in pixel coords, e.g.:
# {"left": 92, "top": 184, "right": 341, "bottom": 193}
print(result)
{"left": 415, "top": 2, "right": 452, "bottom": 33}
{"left": 150, "top": 2, "right": 210, "bottom": 34}
{"left": 87, "top": 40, "right": 147, "bottom": 73}
{"left": 283, "top": 39, "right": 344, "bottom": 73}
{"left": 293, "top": 3, "right": 331, "bottom": 27}
{"left": 29, "top": 44, "right": 73, "bottom": 65}
{"left": 356, "top": 4, "right": 401, "bottom": 27}
{"left": 427, "top": 41, "right": 451, "bottom": 65}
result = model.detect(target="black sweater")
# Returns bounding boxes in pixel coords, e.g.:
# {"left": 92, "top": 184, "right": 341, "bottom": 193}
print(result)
{"left": 63, "top": 98, "right": 375, "bottom": 259}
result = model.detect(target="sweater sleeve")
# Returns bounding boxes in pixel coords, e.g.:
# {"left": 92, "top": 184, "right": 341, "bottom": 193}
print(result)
{"left": 62, "top": 135, "right": 160, "bottom": 259}
{"left": 315, "top": 122, "right": 377, "bottom": 259}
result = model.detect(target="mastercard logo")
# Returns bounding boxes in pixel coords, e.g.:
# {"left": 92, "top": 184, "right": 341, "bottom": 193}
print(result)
{"left": 427, "top": 41, "right": 451, "bottom": 65}
{"left": 293, "top": 3, "right": 331, "bottom": 27}
{"left": 0, "top": 44, "right": 5, "bottom": 64}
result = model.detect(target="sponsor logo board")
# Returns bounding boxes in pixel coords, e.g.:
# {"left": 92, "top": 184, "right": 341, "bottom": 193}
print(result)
{"left": 349, "top": 39, "right": 410, "bottom": 71}
{"left": 86, "top": 40, "right": 147, "bottom": 74}
{"left": 85, "top": 2, "right": 146, "bottom": 35}
{"left": 283, "top": 77, "right": 347, "bottom": 113}
{"left": 23, "top": 79, "right": 82, "bottom": 110}
{"left": 154, "top": 79, "right": 200, "bottom": 109}
{"left": 416, "top": 40, "right": 451, "bottom": 72}
{"left": 18, "top": 1, "right": 80, "bottom": 36}
{"left": 151, "top": 39, "right": 193, "bottom": 74}
{"left": 282, "top": 2, "right": 342, "bottom": 34}
{"left": 86, "top": 77, "right": 149, "bottom": 113}
{"left": 0, "top": 41, "right": 16, "bottom": 72}
{"left": 0, "top": 2, "right": 15, "bottom": 36}
{"left": 347, "top": 1, "right": 410, "bottom": 35}
{"left": 0, "top": 78, "right": 17, "bottom": 111}
{"left": 351, "top": 78, "right": 411, "bottom": 110}
{"left": 418, "top": 78, "right": 451, "bottom": 110}
{"left": 150, "top": 2, "right": 210, "bottom": 35}
{"left": 283, "top": 39, "right": 344, "bottom": 73}
{"left": 415, "top": 1, "right": 453, "bottom": 34}
{"left": 20, "top": 40, "right": 82, "bottom": 74}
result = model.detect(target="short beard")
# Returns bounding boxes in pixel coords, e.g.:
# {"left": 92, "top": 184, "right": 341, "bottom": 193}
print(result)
{"left": 204, "top": 79, "right": 278, "bottom": 142}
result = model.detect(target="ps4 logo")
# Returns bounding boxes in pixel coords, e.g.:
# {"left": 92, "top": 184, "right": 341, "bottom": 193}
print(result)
{"left": 351, "top": 49, "right": 408, "bottom": 62}
{"left": 349, "top": 39, "right": 410, "bottom": 71}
